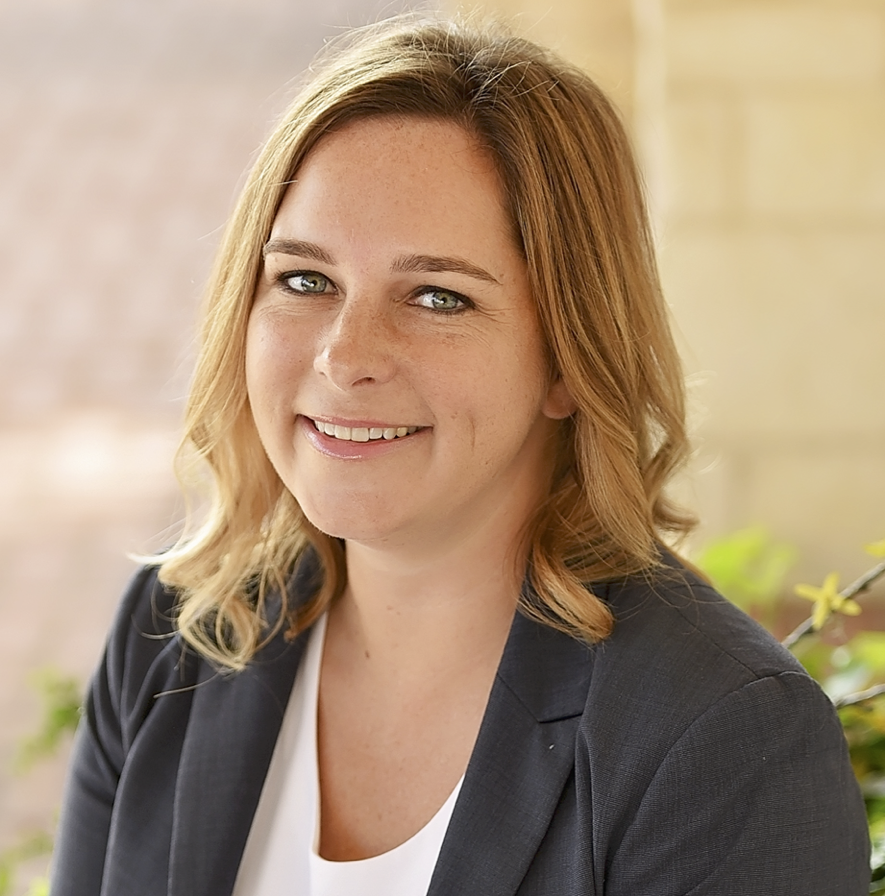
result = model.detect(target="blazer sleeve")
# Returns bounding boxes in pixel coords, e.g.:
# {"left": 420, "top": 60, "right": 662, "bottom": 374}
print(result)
{"left": 50, "top": 567, "right": 182, "bottom": 896}
{"left": 602, "top": 670, "right": 869, "bottom": 896}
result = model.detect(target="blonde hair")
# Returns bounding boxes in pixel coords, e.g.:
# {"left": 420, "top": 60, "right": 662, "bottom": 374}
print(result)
{"left": 157, "top": 14, "right": 695, "bottom": 670}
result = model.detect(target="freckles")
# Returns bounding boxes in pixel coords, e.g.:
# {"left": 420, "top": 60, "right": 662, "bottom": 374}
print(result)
{"left": 251, "top": 309, "right": 292, "bottom": 349}
{"left": 248, "top": 312, "right": 310, "bottom": 383}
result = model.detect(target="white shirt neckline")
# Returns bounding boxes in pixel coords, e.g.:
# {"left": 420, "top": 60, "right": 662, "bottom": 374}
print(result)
{"left": 233, "top": 614, "right": 464, "bottom": 896}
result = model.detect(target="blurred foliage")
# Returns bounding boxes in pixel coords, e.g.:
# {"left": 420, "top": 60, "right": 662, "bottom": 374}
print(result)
{"left": 0, "top": 833, "right": 51, "bottom": 896}
{"left": 695, "top": 525, "right": 797, "bottom": 627}
{"left": 14, "top": 671, "right": 81, "bottom": 774}
{"left": 0, "top": 671, "right": 81, "bottom": 896}
{"left": 696, "top": 528, "right": 885, "bottom": 891}
{"left": 0, "top": 833, "right": 52, "bottom": 896}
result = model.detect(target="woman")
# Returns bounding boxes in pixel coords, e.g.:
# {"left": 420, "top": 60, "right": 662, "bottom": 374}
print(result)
{"left": 52, "top": 15, "right": 869, "bottom": 895}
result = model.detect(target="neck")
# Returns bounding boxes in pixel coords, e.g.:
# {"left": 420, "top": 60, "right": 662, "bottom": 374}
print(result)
{"left": 327, "top": 506, "right": 533, "bottom": 684}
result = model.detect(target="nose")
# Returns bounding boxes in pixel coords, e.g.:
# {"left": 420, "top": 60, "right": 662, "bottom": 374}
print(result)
{"left": 314, "top": 295, "right": 396, "bottom": 390}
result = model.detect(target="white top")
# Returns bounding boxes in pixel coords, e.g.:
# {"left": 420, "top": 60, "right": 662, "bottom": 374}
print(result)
{"left": 233, "top": 615, "right": 463, "bottom": 896}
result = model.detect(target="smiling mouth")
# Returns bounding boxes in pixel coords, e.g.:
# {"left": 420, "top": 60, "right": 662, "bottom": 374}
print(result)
{"left": 310, "top": 419, "right": 422, "bottom": 442}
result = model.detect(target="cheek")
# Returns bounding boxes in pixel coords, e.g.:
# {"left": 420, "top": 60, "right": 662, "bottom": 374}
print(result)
{"left": 245, "top": 312, "right": 307, "bottom": 412}
{"left": 497, "top": 328, "right": 550, "bottom": 406}
{"left": 244, "top": 321, "right": 273, "bottom": 418}
{"left": 444, "top": 339, "right": 549, "bottom": 440}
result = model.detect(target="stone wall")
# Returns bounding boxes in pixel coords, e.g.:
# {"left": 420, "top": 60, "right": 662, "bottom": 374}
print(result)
{"left": 452, "top": 0, "right": 885, "bottom": 583}
{"left": 662, "top": 0, "right": 885, "bottom": 582}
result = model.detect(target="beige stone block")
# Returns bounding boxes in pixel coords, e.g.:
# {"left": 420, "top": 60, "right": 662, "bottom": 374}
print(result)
{"left": 740, "top": 447, "right": 885, "bottom": 583}
{"left": 744, "top": 94, "right": 885, "bottom": 216}
{"left": 668, "top": 6, "right": 885, "bottom": 84}
{"left": 669, "top": 439, "right": 736, "bottom": 546}
{"left": 666, "top": 97, "right": 734, "bottom": 216}
{"left": 660, "top": 228, "right": 885, "bottom": 437}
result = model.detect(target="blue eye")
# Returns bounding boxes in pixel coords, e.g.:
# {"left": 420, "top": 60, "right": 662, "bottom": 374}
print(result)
{"left": 283, "top": 272, "right": 330, "bottom": 294}
{"left": 415, "top": 288, "right": 469, "bottom": 313}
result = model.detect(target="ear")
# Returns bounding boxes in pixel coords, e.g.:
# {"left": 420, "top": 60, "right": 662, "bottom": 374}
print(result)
{"left": 542, "top": 374, "right": 577, "bottom": 420}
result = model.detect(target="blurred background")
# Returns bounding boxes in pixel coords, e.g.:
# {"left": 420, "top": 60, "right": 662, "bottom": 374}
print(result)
{"left": 1, "top": 0, "right": 883, "bottom": 888}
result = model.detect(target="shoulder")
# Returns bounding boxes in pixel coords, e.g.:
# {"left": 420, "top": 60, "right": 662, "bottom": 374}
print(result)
{"left": 90, "top": 565, "right": 201, "bottom": 753}
{"left": 601, "top": 550, "right": 804, "bottom": 676}
{"left": 575, "top": 553, "right": 869, "bottom": 890}
{"left": 583, "top": 551, "right": 822, "bottom": 752}
{"left": 103, "top": 565, "right": 183, "bottom": 676}
{"left": 108, "top": 564, "right": 179, "bottom": 645}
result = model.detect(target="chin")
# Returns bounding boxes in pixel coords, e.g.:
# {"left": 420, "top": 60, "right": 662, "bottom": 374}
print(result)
{"left": 297, "top": 497, "right": 400, "bottom": 546}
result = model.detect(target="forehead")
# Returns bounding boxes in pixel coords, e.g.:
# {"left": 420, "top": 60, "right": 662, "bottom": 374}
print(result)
{"left": 297, "top": 114, "right": 496, "bottom": 182}
{"left": 269, "top": 116, "right": 517, "bottom": 255}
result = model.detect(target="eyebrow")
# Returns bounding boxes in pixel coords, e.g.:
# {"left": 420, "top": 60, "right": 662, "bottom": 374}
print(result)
{"left": 263, "top": 239, "right": 335, "bottom": 265}
{"left": 262, "top": 239, "right": 500, "bottom": 286}
{"left": 391, "top": 253, "right": 501, "bottom": 286}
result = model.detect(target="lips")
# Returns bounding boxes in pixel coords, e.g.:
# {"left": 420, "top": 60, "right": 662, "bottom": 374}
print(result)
{"left": 309, "top": 418, "right": 422, "bottom": 443}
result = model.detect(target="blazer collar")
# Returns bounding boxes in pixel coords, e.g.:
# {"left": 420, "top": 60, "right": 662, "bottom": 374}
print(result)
{"left": 167, "top": 569, "right": 593, "bottom": 896}
{"left": 428, "top": 608, "right": 593, "bottom": 896}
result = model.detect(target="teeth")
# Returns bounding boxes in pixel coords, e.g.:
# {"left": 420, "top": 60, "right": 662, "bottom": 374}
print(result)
{"left": 313, "top": 419, "right": 419, "bottom": 442}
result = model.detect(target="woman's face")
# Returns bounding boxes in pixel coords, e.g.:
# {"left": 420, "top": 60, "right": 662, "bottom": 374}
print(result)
{"left": 246, "top": 116, "right": 574, "bottom": 553}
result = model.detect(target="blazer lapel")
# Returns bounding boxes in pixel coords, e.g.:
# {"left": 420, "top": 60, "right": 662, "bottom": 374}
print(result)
{"left": 427, "top": 610, "right": 593, "bottom": 896}
{"left": 163, "top": 559, "right": 592, "bottom": 896}
{"left": 167, "top": 619, "right": 309, "bottom": 896}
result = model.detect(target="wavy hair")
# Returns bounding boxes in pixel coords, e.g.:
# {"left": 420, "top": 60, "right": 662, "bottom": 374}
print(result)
{"left": 156, "top": 14, "right": 696, "bottom": 670}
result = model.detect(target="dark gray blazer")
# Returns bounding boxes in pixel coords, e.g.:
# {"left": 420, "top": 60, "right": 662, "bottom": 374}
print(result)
{"left": 52, "top": 555, "right": 870, "bottom": 895}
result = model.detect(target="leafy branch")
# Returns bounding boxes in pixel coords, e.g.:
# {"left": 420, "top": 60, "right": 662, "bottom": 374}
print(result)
{"left": 783, "top": 558, "right": 885, "bottom": 650}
